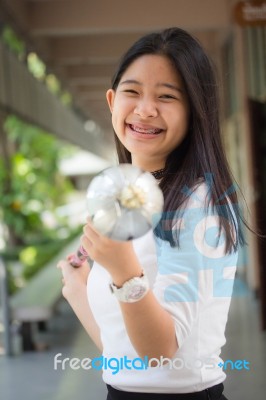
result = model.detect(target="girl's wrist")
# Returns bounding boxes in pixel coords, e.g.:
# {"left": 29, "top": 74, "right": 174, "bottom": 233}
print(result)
{"left": 110, "top": 262, "right": 143, "bottom": 288}
{"left": 63, "top": 281, "right": 87, "bottom": 302}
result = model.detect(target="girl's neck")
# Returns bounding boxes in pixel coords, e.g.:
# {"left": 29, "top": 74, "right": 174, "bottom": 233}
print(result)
{"left": 131, "top": 156, "right": 165, "bottom": 174}
{"left": 150, "top": 168, "right": 165, "bottom": 180}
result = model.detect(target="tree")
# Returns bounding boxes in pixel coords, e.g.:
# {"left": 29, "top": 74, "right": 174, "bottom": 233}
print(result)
{"left": 0, "top": 115, "right": 73, "bottom": 248}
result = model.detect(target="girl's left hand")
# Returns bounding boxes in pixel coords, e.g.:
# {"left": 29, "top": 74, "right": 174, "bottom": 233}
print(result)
{"left": 57, "top": 255, "right": 89, "bottom": 300}
{"left": 81, "top": 218, "right": 142, "bottom": 286}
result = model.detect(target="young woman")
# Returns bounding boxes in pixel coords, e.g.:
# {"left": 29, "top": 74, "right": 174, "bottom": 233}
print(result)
{"left": 58, "top": 27, "right": 244, "bottom": 399}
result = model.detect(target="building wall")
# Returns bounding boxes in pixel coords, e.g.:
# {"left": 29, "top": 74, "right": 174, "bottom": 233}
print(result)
{"left": 220, "top": 4, "right": 266, "bottom": 310}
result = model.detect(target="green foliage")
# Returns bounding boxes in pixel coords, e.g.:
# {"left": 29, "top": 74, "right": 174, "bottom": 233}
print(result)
{"left": 7, "top": 265, "right": 18, "bottom": 295}
{"left": 46, "top": 74, "right": 61, "bottom": 94}
{"left": 2, "top": 25, "right": 72, "bottom": 106}
{"left": 27, "top": 52, "right": 46, "bottom": 81}
{"left": 0, "top": 115, "right": 74, "bottom": 245}
{"left": 60, "top": 91, "right": 72, "bottom": 106}
{"left": 20, "top": 240, "right": 67, "bottom": 280}
{"left": 0, "top": 114, "right": 82, "bottom": 292}
{"left": 1, "top": 26, "right": 25, "bottom": 58}
{"left": 21, "top": 226, "right": 82, "bottom": 280}
{"left": 0, "top": 226, "right": 82, "bottom": 294}
{"left": 45, "top": 73, "right": 72, "bottom": 105}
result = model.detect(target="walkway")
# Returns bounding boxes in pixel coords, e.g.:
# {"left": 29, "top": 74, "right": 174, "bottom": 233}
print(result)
{"left": 0, "top": 281, "right": 266, "bottom": 400}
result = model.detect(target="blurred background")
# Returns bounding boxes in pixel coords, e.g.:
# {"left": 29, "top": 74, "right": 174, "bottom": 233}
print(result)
{"left": 0, "top": 0, "right": 265, "bottom": 399}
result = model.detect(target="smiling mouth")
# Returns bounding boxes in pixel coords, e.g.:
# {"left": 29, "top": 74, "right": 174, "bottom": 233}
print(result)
{"left": 128, "top": 124, "right": 163, "bottom": 135}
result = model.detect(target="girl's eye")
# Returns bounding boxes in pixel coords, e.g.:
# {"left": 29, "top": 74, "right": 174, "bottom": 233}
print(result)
{"left": 123, "top": 89, "right": 138, "bottom": 95}
{"left": 159, "top": 94, "right": 178, "bottom": 100}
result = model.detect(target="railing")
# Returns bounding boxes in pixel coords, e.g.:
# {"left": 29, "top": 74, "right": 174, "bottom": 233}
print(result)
{"left": 0, "top": 40, "right": 105, "bottom": 157}
{"left": 0, "top": 256, "right": 12, "bottom": 355}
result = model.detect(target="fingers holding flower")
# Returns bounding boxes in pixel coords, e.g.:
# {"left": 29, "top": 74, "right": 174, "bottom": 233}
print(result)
{"left": 57, "top": 256, "right": 90, "bottom": 299}
{"left": 81, "top": 219, "right": 142, "bottom": 284}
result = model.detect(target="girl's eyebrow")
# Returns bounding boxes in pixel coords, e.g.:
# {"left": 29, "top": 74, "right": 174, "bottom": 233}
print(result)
{"left": 120, "top": 79, "right": 183, "bottom": 93}
{"left": 157, "top": 83, "right": 183, "bottom": 93}
{"left": 120, "top": 79, "right": 141, "bottom": 86}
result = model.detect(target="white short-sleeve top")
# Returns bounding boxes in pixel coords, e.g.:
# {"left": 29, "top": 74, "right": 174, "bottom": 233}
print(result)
{"left": 87, "top": 184, "right": 238, "bottom": 393}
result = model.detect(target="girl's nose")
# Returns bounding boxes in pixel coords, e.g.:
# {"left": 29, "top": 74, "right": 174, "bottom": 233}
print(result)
{"left": 134, "top": 98, "right": 158, "bottom": 118}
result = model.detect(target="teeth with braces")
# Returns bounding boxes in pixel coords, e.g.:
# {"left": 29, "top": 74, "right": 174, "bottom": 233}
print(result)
{"left": 130, "top": 124, "right": 162, "bottom": 134}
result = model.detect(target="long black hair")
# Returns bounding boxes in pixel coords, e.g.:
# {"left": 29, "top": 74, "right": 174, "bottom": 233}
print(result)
{"left": 111, "top": 27, "right": 245, "bottom": 253}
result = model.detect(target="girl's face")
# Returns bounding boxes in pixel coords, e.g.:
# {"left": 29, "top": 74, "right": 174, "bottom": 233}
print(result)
{"left": 106, "top": 54, "right": 190, "bottom": 171}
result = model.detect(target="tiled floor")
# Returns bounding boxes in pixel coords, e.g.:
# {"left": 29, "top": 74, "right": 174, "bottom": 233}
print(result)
{"left": 221, "top": 290, "right": 266, "bottom": 399}
{"left": 0, "top": 301, "right": 107, "bottom": 400}
{"left": 0, "top": 284, "right": 266, "bottom": 400}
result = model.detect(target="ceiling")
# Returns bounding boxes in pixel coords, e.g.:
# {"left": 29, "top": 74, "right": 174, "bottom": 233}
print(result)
{"left": 0, "top": 0, "right": 237, "bottom": 153}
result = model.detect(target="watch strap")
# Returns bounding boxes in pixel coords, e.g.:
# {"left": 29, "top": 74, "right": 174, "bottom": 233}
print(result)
{"left": 109, "top": 271, "right": 149, "bottom": 303}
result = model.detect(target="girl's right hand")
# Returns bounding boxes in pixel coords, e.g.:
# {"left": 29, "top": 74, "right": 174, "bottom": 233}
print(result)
{"left": 57, "top": 254, "right": 90, "bottom": 300}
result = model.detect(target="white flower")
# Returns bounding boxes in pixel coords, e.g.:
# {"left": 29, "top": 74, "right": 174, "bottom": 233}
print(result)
{"left": 86, "top": 164, "right": 164, "bottom": 240}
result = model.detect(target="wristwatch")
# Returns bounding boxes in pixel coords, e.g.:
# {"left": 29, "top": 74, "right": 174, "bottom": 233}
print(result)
{"left": 109, "top": 271, "right": 149, "bottom": 303}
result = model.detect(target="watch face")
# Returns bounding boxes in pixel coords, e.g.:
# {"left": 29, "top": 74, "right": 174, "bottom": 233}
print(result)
{"left": 128, "top": 285, "right": 146, "bottom": 300}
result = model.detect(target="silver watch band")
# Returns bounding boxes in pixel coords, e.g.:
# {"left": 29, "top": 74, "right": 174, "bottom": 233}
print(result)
{"left": 109, "top": 271, "right": 149, "bottom": 303}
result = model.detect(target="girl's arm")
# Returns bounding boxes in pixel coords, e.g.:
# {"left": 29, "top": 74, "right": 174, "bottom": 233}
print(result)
{"left": 118, "top": 288, "right": 178, "bottom": 361}
{"left": 82, "top": 222, "right": 178, "bottom": 361}
{"left": 57, "top": 259, "right": 103, "bottom": 352}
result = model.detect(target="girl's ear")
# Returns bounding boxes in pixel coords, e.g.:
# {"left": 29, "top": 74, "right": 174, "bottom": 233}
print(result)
{"left": 106, "top": 89, "right": 115, "bottom": 113}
